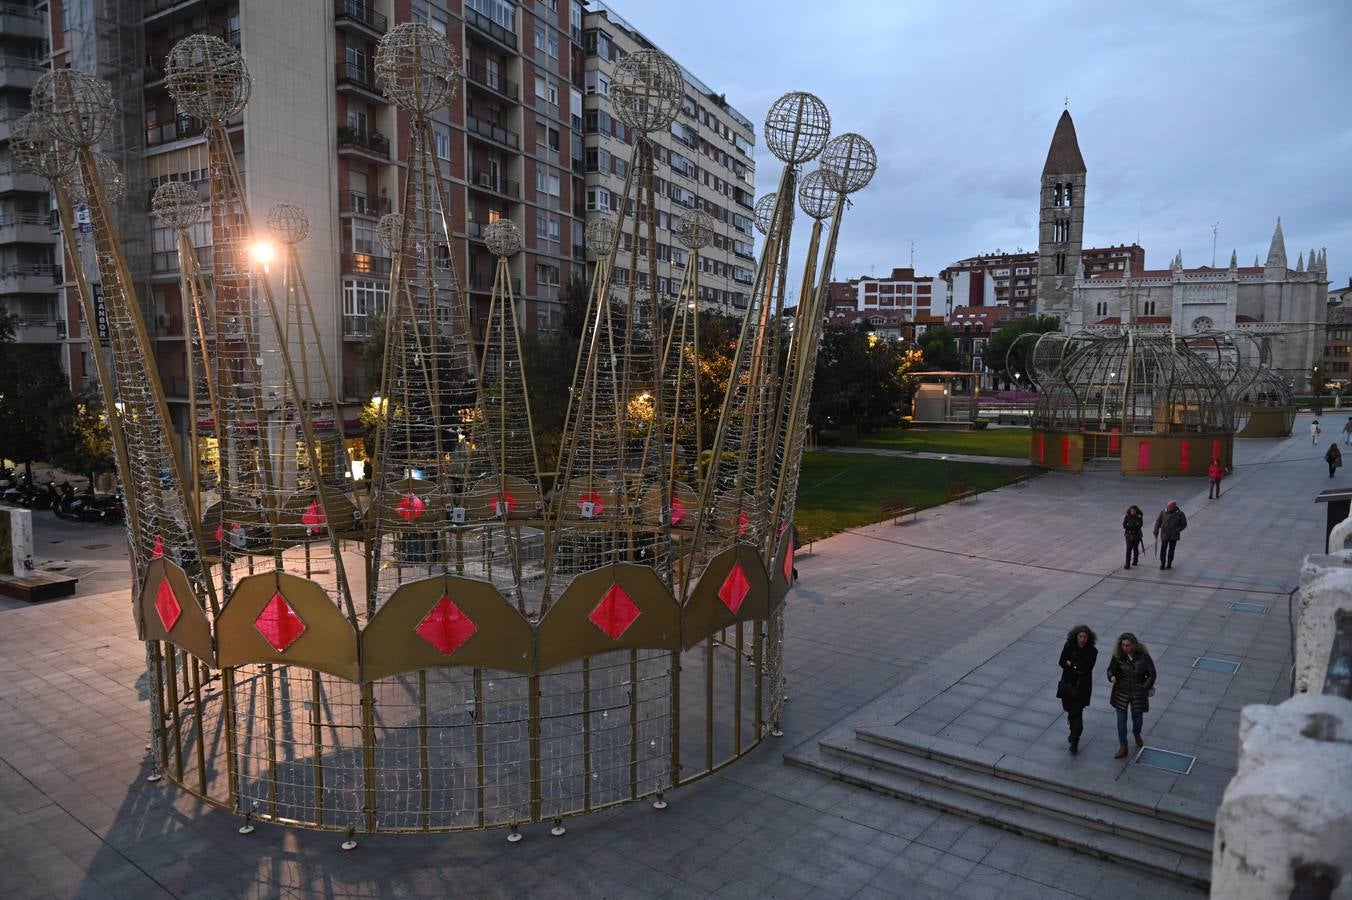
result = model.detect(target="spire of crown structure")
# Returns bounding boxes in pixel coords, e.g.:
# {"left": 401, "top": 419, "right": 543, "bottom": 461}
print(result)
{"left": 1265, "top": 217, "right": 1287, "bottom": 269}
{"left": 1043, "top": 109, "right": 1087, "bottom": 175}
{"left": 1321, "top": 248, "right": 1329, "bottom": 273}
{"left": 1309, "top": 249, "right": 1318, "bottom": 273}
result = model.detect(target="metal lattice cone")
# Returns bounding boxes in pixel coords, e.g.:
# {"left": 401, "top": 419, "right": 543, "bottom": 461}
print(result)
{"left": 374, "top": 22, "right": 460, "bottom": 113}
{"left": 165, "top": 35, "right": 251, "bottom": 123}
{"left": 30, "top": 69, "right": 115, "bottom": 147}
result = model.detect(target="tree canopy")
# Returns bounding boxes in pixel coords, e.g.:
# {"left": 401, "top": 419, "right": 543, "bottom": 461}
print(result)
{"left": 917, "top": 325, "right": 960, "bottom": 371}
{"left": 809, "top": 324, "right": 923, "bottom": 436}
{"left": 981, "top": 314, "right": 1060, "bottom": 387}
{"left": 0, "top": 313, "right": 72, "bottom": 474}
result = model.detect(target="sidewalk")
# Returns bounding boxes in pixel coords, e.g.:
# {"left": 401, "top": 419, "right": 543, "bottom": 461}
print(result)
{"left": 0, "top": 421, "right": 1328, "bottom": 898}
{"left": 815, "top": 445, "right": 1034, "bottom": 467}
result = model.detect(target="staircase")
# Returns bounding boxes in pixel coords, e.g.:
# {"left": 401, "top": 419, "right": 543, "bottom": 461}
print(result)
{"left": 787, "top": 724, "right": 1214, "bottom": 889}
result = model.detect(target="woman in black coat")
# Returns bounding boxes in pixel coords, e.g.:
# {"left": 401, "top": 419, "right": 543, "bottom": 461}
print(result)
{"left": 1057, "top": 625, "right": 1098, "bottom": 754}
{"left": 1122, "top": 506, "right": 1144, "bottom": 569}
{"left": 1106, "top": 631, "right": 1157, "bottom": 759}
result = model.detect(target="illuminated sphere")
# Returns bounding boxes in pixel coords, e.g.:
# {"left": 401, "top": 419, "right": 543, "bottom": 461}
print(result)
{"left": 376, "top": 213, "right": 406, "bottom": 252}
{"left": 375, "top": 23, "right": 460, "bottom": 114}
{"left": 675, "top": 209, "right": 714, "bottom": 250}
{"left": 165, "top": 35, "right": 251, "bottom": 123}
{"left": 764, "top": 91, "right": 830, "bottom": 164}
{"left": 753, "top": 193, "right": 778, "bottom": 236}
{"left": 797, "top": 170, "right": 836, "bottom": 220}
{"left": 31, "top": 69, "right": 116, "bottom": 148}
{"left": 584, "top": 216, "right": 615, "bottom": 258}
{"left": 484, "top": 219, "right": 522, "bottom": 258}
{"left": 69, "top": 152, "right": 124, "bottom": 204}
{"left": 9, "top": 112, "right": 75, "bottom": 182}
{"left": 610, "top": 49, "right": 684, "bottom": 134}
{"left": 150, "top": 181, "right": 206, "bottom": 231}
{"left": 819, "top": 132, "right": 877, "bottom": 194}
{"left": 267, "top": 203, "right": 311, "bottom": 245}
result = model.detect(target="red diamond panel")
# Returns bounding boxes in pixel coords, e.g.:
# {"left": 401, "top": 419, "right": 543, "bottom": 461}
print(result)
{"left": 397, "top": 493, "right": 427, "bottom": 522}
{"left": 718, "top": 563, "right": 751, "bottom": 614}
{"left": 154, "top": 578, "right": 182, "bottom": 632}
{"left": 578, "top": 491, "right": 606, "bottom": 517}
{"left": 589, "top": 583, "right": 641, "bottom": 640}
{"left": 152, "top": 534, "right": 165, "bottom": 558}
{"left": 254, "top": 591, "right": 307, "bottom": 652}
{"left": 670, "top": 497, "right": 686, "bottom": 526}
{"left": 416, "top": 594, "right": 478, "bottom": 656}
{"left": 783, "top": 540, "right": 795, "bottom": 584}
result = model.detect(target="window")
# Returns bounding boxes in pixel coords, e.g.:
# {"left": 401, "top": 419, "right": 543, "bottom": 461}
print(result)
{"left": 1055, "top": 253, "right": 1066, "bottom": 275}
{"left": 584, "top": 28, "right": 612, "bottom": 59}
{"left": 536, "top": 263, "right": 561, "bottom": 286}
{"left": 584, "top": 69, "right": 610, "bottom": 96}
{"left": 467, "top": 0, "right": 515, "bottom": 30}
{"left": 350, "top": 220, "right": 377, "bottom": 255}
{"left": 586, "top": 187, "right": 610, "bottom": 211}
{"left": 343, "top": 279, "right": 390, "bottom": 319}
{"left": 434, "top": 127, "right": 451, "bottom": 160}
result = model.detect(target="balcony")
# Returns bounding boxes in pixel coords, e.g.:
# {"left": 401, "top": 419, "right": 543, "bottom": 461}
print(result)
{"left": 465, "top": 114, "right": 520, "bottom": 150}
{"left": 0, "top": 58, "right": 43, "bottom": 92}
{"left": 146, "top": 117, "right": 206, "bottom": 148}
{"left": 343, "top": 314, "right": 373, "bottom": 339}
{"left": 465, "top": 7, "right": 517, "bottom": 51}
{"left": 335, "top": 62, "right": 385, "bottom": 102}
{"left": 337, "top": 125, "right": 390, "bottom": 160}
{"left": 469, "top": 170, "right": 521, "bottom": 200}
{"left": 467, "top": 273, "right": 521, "bottom": 294}
{"left": 334, "top": 0, "right": 386, "bottom": 39}
{"left": 464, "top": 59, "right": 519, "bottom": 102}
{"left": 10, "top": 314, "right": 63, "bottom": 342}
{"left": 341, "top": 252, "right": 392, "bottom": 277}
{"left": 0, "top": 7, "right": 45, "bottom": 40}
{"left": 340, "top": 190, "right": 391, "bottom": 217}
{"left": 0, "top": 213, "right": 53, "bottom": 245}
{"left": 0, "top": 263, "right": 61, "bottom": 295}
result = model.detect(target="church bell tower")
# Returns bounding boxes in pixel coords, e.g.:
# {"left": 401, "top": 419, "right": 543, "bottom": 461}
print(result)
{"left": 1037, "top": 109, "right": 1087, "bottom": 321}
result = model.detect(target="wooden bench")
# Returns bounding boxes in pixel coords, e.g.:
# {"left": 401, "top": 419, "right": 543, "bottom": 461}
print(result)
{"left": 946, "top": 482, "right": 979, "bottom": 504}
{"left": 881, "top": 498, "right": 918, "bottom": 524}
{"left": 0, "top": 571, "right": 79, "bottom": 602}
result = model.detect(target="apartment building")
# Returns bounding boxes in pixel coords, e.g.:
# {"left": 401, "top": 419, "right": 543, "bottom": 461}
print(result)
{"left": 938, "top": 244, "right": 1146, "bottom": 315}
{"left": 39, "top": 0, "right": 590, "bottom": 460}
{"left": 0, "top": 2, "right": 60, "bottom": 354}
{"left": 827, "top": 267, "right": 937, "bottom": 319}
{"left": 581, "top": 1, "right": 755, "bottom": 313}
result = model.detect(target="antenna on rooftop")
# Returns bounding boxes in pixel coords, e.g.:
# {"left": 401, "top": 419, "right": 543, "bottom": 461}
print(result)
{"left": 1212, "top": 221, "right": 1220, "bottom": 268}
{"left": 909, "top": 240, "right": 914, "bottom": 269}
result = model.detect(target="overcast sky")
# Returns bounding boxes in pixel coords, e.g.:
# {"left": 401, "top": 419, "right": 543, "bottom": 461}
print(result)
{"left": 616, "top": 0, "right": 1352, "bottom": 301}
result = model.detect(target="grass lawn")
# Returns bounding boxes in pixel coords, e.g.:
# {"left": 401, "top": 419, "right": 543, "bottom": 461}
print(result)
{"left": 823, "top": 426, "right": 1032, "bottom": 459}
{"left": 794, "top": 451, "right": 1026, "bottom": 539}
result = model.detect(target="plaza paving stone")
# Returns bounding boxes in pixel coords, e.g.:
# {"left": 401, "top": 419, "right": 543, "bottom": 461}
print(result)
{"left": 0, "top": 419, "right": 1328, "bottom": 898}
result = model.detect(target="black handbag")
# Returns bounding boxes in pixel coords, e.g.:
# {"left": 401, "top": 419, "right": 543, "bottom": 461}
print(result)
{"left": 1056, "top": 675, "right": 1078, "bottom": 700}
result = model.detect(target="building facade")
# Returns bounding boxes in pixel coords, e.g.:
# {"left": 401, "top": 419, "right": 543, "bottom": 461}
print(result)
{"left": 0, "top": 2, "right": 60, "bottom": 355}
{"left": 827, "top": 267, "right": 937, "bottom": 319}
{"left": 938, "top": 243, "right": 1142, "bottom": 316}
{"left": 1036, "top": 108, "right": 1086, "bottom": 320}
{"left": 581, "top": 1, "right": 755, "bottom": 314}
{"left": 1067, "top": 221, "right": 1330, "bottom": 390}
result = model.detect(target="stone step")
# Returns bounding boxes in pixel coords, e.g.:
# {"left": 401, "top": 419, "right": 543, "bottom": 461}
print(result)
{"left": 789, "top": 739, "right": 1211, "bottom": 889}
{"left": 856, "top": 724, "right": 1215, "bottom": 832}
{"left": 828, "top": 734, "right": 1212, "bottom": 862}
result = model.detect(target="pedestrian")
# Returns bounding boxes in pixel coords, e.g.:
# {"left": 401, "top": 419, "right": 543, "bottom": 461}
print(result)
{"left": 1106, "top": 632, "right": 1156, "bottom": 759}
{"left": 1326, "top": 443, "right": 1342, "bottom": 478}
{"left": 1207, "top": 458, "right": 1224, "bottom": 499}
{"left": 1057, "top": 625, "right": 1098, "bottom": 755}
{"left": 1343, "top": 417, "right": 1352, "bottom": 445}
{"left": 1311, "top": 418, "right": 1322, "bottom": 445}
{"left": 362, "top": 457, "right": 372, "bottom": 488}
{"left": 1122, "top": 504, "right": 1144, "bottom": 569}
{"left": 1152, "top": 500, "right": 1187, "bottom": 570}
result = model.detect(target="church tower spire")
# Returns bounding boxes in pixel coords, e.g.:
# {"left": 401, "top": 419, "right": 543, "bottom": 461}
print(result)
{"left": 1037, "top": 110, "right": 1087, "bottom": 321}
{"left": 1265, "top": 217, "right": 1287, "bottom": 269}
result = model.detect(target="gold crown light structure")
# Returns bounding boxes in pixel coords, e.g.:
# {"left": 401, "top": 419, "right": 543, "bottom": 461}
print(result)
{"left": 20, "top": 30, "right": 876, "bottom": 840}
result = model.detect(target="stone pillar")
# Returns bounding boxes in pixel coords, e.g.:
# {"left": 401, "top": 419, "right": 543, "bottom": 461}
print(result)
{"left": 1211, "top": 694, "right": 1352, "bottom": 898}
{"left": 0, "top": 507, "right": 34, "bottom": 576}
{"left": 1297, "top": 551, "right": 1352, "bottom": 693}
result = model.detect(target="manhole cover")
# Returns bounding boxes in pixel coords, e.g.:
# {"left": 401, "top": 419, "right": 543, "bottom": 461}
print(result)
{"left": 1136, "top": 747, "right": 1195, "bottom": 774}
{"left": 1193, "top": 657, "right": 1241, "bottom": 674}
{"left": 1230, "top": 601, "right": 1267, "bottom": 614}
{"left": 82, "top": 543, "right": 112, "bottom": 551}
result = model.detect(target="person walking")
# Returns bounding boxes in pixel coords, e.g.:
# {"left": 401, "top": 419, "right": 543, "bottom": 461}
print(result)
{"left": 1343, "top": 417, "right": 1352, "bottom": 445}
{"left": 1107, "top": 632, "right": 1156, "bottom": 759}
{"left": 1207, "top": 458, "right": 1225, "bottom": 499}
{"left": 1122, "top": 505, "right": 1144, "bottom": 569}
{"left": 1312, "top": 418, "right": 1322, "bottom": 445}
{"left": 1153, "top": 500, "right": 1187, "bottom": 570}
{"left": 1326, "top": 443, "right": 1342, "bottom": 478}
{"left": 1058, "top": 625, "right": 1098, "bottom": 754}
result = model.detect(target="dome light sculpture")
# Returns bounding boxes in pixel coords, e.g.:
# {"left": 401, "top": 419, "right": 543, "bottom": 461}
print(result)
{"left": 44, "top": 39, "right": 878, "bottom": 841}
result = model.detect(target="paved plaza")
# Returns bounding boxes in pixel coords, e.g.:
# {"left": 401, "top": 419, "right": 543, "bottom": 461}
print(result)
{"left": 0, "top": 420, "right": 1329, "bottom": 898}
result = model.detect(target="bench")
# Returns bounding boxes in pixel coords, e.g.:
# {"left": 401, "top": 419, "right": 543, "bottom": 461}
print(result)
{"left": 880, "top": 498, "right": 918, "bottom": 524}
{"left": 946, "top": 481, "right": 979, "bottom": 504}
{"left": 0, "top": 571, "right": 79, "bottom": 603}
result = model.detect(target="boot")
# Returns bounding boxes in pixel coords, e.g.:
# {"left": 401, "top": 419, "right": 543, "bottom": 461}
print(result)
{"left": 1114, "top": 743, "right": 1128, "bottom": 759}
{"left": 1069, "top": 739, "right": 1079, "bottom": 755}
{"left": 1135, "top": 733, "right": 1144, "bottom": 748}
